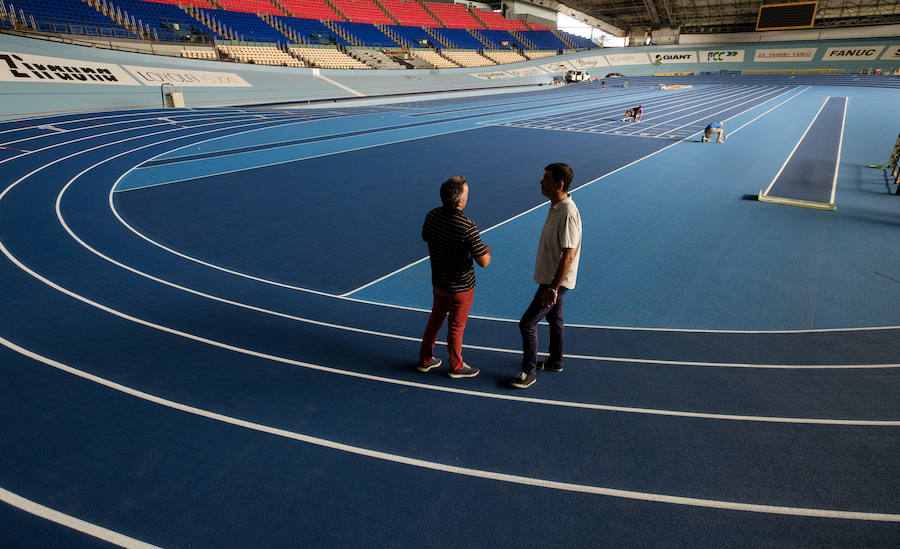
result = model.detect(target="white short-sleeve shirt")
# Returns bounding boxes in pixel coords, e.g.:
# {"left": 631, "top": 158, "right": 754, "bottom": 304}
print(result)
{"left": 534, "top": 195, "right": 582, "bottom": 289}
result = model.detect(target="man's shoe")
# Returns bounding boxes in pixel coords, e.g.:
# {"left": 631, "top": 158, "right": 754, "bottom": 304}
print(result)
{"left": 537, "top": 359, "right": 563, "bottom": 373}
{"left": 417, "top": 357, "right": 442, "bottom": 373}
{"left": 510, "top": 371, "right": 536, "bottom": 389}
{"left": 447, "top": 364, "right": 479, "bottom": 379}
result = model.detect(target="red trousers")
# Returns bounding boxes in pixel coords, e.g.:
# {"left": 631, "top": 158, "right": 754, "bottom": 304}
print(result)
{"left": 419, "top": 287, "right": 474, "bottom": 371}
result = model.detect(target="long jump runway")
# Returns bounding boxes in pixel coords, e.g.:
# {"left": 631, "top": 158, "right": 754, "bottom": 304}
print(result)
{"left": 1, "top": 81, "right": 898, "bottom": 547}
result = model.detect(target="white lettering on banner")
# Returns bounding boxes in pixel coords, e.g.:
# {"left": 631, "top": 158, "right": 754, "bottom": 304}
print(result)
{"left": 879, "top": 45, "right": 900, "bottom": 60}
{"left": 571, "top": 55, "right": 609, "bottom": 69}
{"left": 651, "top": 51, "right": 697, "bottom": 64}
{"left": 123, "top": 65, "right": 252, "bottom": 87}
{"left": 505, "top": 67, "right": 546, "bottom": 76}
{"left": 822, "top": 46, "right": 884, "bottom": 60}
{"left": 538, "top": 61, "right": 575, "bottom": 73}
{"left": 471, "top": 71, "right": 514, "bottom": 80}
{"left": 0, "top": 51, "right": 140, "bottom": 85}
{"left": 699, "top": 50, "right": 745, "bottom": 63}
{"left": 604, "top": 53, "right": 650, "bottom": 66}
{"left": 753, "top": 48, "right": 816, "bottom": 62}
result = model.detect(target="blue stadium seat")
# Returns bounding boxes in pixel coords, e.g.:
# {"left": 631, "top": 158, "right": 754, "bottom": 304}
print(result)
{"left": 273, "top": 16, "right": 351, "bottom": 46}
{"left": 107, "top": 0, "right": 222, "bottom": 42}
{"left": 472, "top": 29, "right": 528, "bottom": 50}
{"left": 558, "top": 30, "right": 595, "bottom": 49}
{"left": 198, "top": 8, "right": 288, "bottom": 43}
{"left": 9, "top": 0, "right": 137, "bottom": 38}
{"left": 330, "top": 21, "right": 399, "bottom": 48}
{"left": 428, "top": 27, "right": 483, "bottom": 49}
{"left": 385, "top": 24, "right": 437, "bottom": 49}
{"left": 517, "top": 30, "right": 567, "bottom": 50}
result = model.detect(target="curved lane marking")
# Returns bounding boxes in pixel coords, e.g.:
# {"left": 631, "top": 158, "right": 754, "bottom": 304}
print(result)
{"left": 2, "top": 335, "right": 899, "bottom": 521}
{"left": 0, "top": 487, "right": 159, "bottom": 548}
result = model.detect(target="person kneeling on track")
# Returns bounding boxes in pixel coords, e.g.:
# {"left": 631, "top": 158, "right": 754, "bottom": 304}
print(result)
{"left": 701, "top": 121, "right": 726, "bottom": 143}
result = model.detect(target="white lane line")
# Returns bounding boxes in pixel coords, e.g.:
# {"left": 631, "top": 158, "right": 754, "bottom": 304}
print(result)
{"left": 2, "top": 335, "right": 899, "bottom": 521}
{"left": 726, "top": 86, "right": 811, "bottom": 138}
{"left": 100, "top": 100, "right": 900, "bottom": 335}
{"left": 762, "top": 97, "right": 830, "bottom": 197}
{"left": 0, "top": 486, "right": 159, "bottom": 548}
{"left": 830, "top": 97, "right": 848, "bottom": 205}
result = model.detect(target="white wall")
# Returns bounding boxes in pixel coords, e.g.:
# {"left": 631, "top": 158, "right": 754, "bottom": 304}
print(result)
{"left": 680, "top": 24, "right": 900, "bottom": 45}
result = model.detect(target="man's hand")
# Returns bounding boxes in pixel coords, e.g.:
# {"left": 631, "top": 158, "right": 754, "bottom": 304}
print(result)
{"left": 541, "top": 288, "right": 558, "bottom": 307}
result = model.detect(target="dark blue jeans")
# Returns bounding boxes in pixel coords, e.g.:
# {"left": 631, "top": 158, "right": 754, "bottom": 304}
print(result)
{"left": 519, "top": 284, "right": 569, "bottom": 375}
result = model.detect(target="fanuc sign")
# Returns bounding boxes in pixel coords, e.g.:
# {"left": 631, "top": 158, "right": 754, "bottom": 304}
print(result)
{"left": 822, "top": 46, "right": 885, "bottom": 61}
{"left": 699, "top": 50, "right": 745, "bottom": 62}
{"left": 0, "top": 51, "right": 140, "bottom": 84}
{"left": 652, "top": 51, "right": 696, "bottom": 65}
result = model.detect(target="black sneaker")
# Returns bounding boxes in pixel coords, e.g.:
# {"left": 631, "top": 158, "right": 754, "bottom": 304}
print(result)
{"left": 537, "top": 359, "right": 563, "bottom": 373}
{"left": 447, "top": 364, "right": 479, "bottom": 379}
{"left": 417, "top": 357, "right": 442, "bottom": 373}
{"left": 510, "top": 371, "right": 536, "bottom": 389}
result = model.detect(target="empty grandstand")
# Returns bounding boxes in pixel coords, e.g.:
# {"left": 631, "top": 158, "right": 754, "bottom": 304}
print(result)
{"left": 199, "top": 8, "right": 287, "bottom": 43}
{"left": 482, "top": 50, "right": 526, "bottom": 64}
{"left": 408, "top": 49, "right": 458, "bottom": 68}
{"left": 271, "top": 15, "right": 352, "bottom": 46}
{"left": 385, "top": 24, "right": 441, "bottom": 49}
{"left": 517, "top": 30, "right": 568, "bottom": 50}
{"left": 6, "top": 0, "right": 138, "bottom": 38}
{"left": 105, "top": 0, "right": 222, "bottom": 42}
{"left": 329, "top": 0, "right": 393, "bottom": 25}
{"left": 379, "top": 0, "right": 438, "bottom": 27}
{"left": 472, "top": 8, "right": 527, "bottom": 31}
{"left": 289, "top": 46, "right": 370, "bottom": 69}
{"left": 473, "top": 28, "right": 529, "bottom": 50}
{"left": 428, "top": 27, "right": 484, "bottom": 49}
{"left": 277, "top": 0, "right": 341, "bottom": 20}
{"left": 424, "top": 2, "right": 484, "bottom": 29}
{"left": 331, "top": 20, "right": 400, "bottom": 47}
{"left": 217, "top": 44, "right": 302, "bottom": 65}
{"left": 441, "top": 50, "right": 494, "bottom": 67}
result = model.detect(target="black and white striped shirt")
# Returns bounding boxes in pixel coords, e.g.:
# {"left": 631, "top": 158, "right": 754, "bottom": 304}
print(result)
{"left": 422, "top": 206, "right": 488, "bottom": 293}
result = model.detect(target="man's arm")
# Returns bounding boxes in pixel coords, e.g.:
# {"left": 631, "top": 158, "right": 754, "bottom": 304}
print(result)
{"left": 542, "top": 248, "right": 576, "bottom": 306}
{"left": 474, "top": 245, "right": 491, "bottom": 267}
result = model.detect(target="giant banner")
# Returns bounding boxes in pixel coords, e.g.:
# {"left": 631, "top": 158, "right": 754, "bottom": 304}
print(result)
{"left": 651, "top": 51, "right": 697, "bottom": 65}
{"left": 0, "top": 51, "right": 140, "bottom": 84}
{"left": 822, "top": 45, "right": 884, "bottom": 61}
{"left": 123, "top": 65, "right": 252, "bottom": 87}
{"left": 753, "top": 48, "right": 816, "bottom": 62}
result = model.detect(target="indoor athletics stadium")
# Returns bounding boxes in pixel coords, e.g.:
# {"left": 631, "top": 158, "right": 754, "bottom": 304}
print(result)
{"left": 0, "top": 0, "right": 899, "bottom": 546}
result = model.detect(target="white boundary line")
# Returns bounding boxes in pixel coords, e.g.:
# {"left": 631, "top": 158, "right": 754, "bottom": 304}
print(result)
{"left": 726, "top": 86, "right": 811, "bottom": 137}
{"left": 761, "top": 97, "right": 829, "bottom": 197}
{"left": 0, "top": 487, "right": 159, "bottom": 548}
{"left": 2, "top": 335, "right": 899, "bottom": 521}
{"left": 830, "top": 97, "right": 849, "bottom": 205}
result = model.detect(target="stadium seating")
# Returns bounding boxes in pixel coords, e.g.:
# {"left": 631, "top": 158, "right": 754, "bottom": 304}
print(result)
{"left": 473, "top": 29, "right": 528, "bottom": 50}
{"left": 408, "top": 49, "right": 457, "bottom": 68}
{"left": 424, "top": 2, "right": 483, "bottom": 29}
{"left": 428, "top": 27, "right": 483, "bottom": 49}
{"left": 289, "top": 46, "right": 370, "bottom": 69}
{"left": 441, "top": 50, "right": 494, "bottom": 67}
{"left": 180, "top": 47, "right": 217, "bottom": 59}
{"left": 385, "top": 24, "right": 439, "bottom": 49}
{"left": 144, "top": 0, "right": 217, "bottom": 8}
{"left": 8, "top": 0, "right": 137, "bottom": 38}
{"left": 482, "top": 50, "right": 525, "bottom": 64}
{"left": 350, "top": 49, "right": 406, "bottom": 69}
{"left": 471, "top": 8, "right": 526, "bottom": 31}
{"left": 523, "top": 50, "right": 557, "bottom": 60}
{"left": 524, "top": 20, "right": 554, "bottom": 31}
{"left": 277, "top": 0, "right": 341, "bottom": 20}
{"left": 517, "top": 30, "right": 567, "bottom": 50}
{"left": 106, "top": 0, "right": 222, "bottom": 42}
{"left": 214, "top": 0, "right": 285, "bottom": 16}
{"left": 329, "top": 0, "right": 393, "bottom": 24}
{"left": 559, "top": 30, "right": 595, "bottom": 49}
{"left": 218, "top": 44, "right": 303, "bottom": 65}
{"left": 330, "top": 20, "right": 399, "bottom": 47}
{"left": 379, "top": 0, "right": 437, "bottom": 27}
{"left": 199, "top": 8, "right": 287, "bottom": 42}
{"left": 273, "top": 16, "right": 351, "bottom": 45}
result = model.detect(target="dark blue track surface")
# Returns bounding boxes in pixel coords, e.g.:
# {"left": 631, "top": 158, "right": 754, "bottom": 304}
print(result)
{"left": 1, "top": 81, "right": 899, "bottom": 546}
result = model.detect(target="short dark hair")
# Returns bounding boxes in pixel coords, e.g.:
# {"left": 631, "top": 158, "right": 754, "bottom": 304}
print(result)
{"left": 544, "top": 163, "right": 573, "bottom": 192}
{"left": 440, "top": 176, "right": 467, "bottom": 208}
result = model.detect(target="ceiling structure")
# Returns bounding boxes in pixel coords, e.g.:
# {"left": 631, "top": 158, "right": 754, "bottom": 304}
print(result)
{"left": 549, "top": 0, "right": 900, "bottom": 34}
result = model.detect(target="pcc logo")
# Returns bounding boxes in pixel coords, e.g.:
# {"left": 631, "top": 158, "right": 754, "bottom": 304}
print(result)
{"left": 707, "top": 51, "right": 737, "bottom": 61}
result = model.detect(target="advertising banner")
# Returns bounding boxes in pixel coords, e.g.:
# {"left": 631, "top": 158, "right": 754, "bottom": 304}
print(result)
{"left": 651, "top": 51, "right": 697, "bottom": 65}
{"left": 470, "top": 71, "right": 515, "bottom": 80}
{"left": 538, "top": 61, "right": 575, "bottom": 73}
{"left": 505, "top": 67, "right": 546, "bottom": 76}
{"left": 822, "top": 45, "right": 884, "bottom": 61}
{"left": 0, "top": 51, "right": 140, "bottom": 84}
{"left": 699, "top": 50, "right": 745, "bottom": 63}
{"left": 570, "top": 55, "right": 609, "bottom": 69}
{"left": 879, "top": 45, "right": 900, "bottom": 61}
{"left": 604, "top": 52, "right": 650, "bottom": 66}
{"left": 753, "top": 48, "right": 816, "bottom": 62}
{"left": 124, "top": 65, "right": 252, "bottom": 87}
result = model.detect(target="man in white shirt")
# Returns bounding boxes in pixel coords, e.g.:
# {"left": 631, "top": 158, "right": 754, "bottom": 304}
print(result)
{"left": 511, "top": 163, "right": 582, "bottom": 389}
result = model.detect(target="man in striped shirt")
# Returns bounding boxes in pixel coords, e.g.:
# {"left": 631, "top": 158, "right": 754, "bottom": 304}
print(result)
{"left": 418, "top": 176, "right": 491, "bottom": 378}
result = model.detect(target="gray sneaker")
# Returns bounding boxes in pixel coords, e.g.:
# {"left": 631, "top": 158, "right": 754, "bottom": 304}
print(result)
{"left": 510, "top": 371, "right": 536, "bottom": 389}
{"left": 447, "top": 364, "right": 479, "bottom": 379}
{"left": 417, "top": 357, "right": 442, "bottom": 373}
